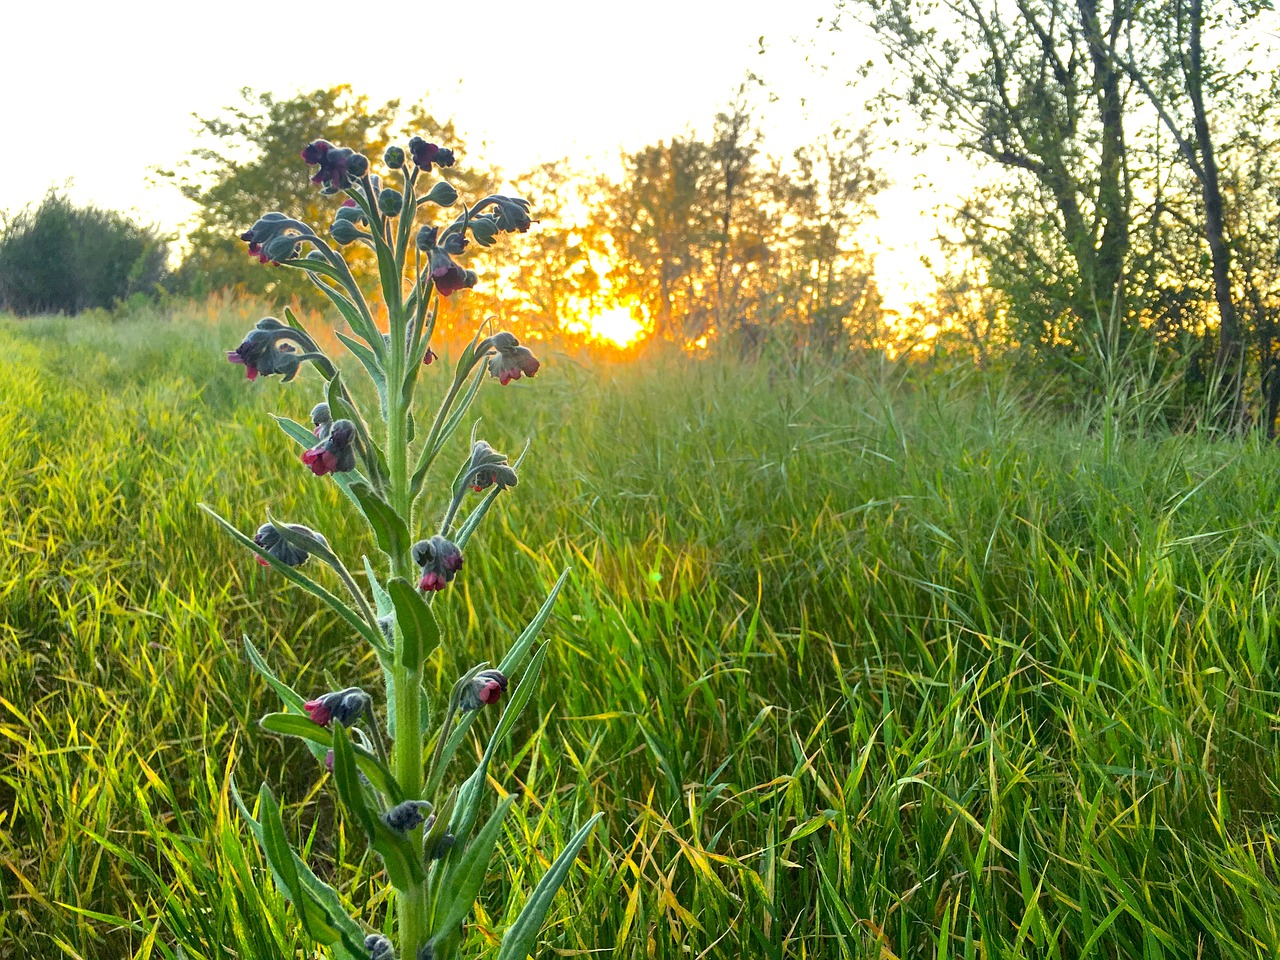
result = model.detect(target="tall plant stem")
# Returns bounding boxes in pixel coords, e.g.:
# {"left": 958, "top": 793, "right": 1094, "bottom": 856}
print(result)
{"left": 386, "top": 297, "right": 429, "bottom": 958}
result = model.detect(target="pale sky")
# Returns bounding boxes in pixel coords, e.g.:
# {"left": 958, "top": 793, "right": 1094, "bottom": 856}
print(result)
{"left": 0, "top": 0, "right": 976, "bottom": 313}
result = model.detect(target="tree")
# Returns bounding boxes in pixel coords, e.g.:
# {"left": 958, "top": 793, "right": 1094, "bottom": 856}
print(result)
{"left": 0, "top": 190, "right": 168, "bottom": 316}
{"left": 163, "top": 86, "right": 482, "bottom": 304}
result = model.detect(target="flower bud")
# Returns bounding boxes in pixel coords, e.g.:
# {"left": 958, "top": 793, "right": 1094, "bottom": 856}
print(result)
{"left": 346, "top": 153, "right": 370, "bottom": 178}
{"left": 301, "top": 419, "right": 357, "bottom": 476}
{"left": 310, "top": 402, "right": 332, "bottom": 438}
{"left": 459, "top": 668, "right": 508, "bottom": 711}
{"left": 253, "top": 522, "right": 326, "bottom": 567}
{"left": 384, "top": 145, "right": 406, "bottom": 169}
{"left": 330, "top": 218, "right": 360, "bottom": 245}
{"left": 415, "top": 225, "right": 438, "bottom": 252}
{"left": 263, "top": 235, "right": 301, "bottom": 262}
{"left": 423, "top": 346, "right": 437, "bottom": 366}
{"left": 492, "top": 196, "right": 533, "bottom": 234}
{"left": 467, "top": 440, "right": 518, "bottom": 492}
{"left": 334, "top": 204, "right": 365, "bottom": 224}
{"left": 382, "top": 800, "right": 432, "bottom": 833}
{"left": 441, "top": 232, "right": 468, "bottom": 256}
{"left": 412, "top": 536, "right": 463, "bottom": 592}
{"left": 365, "top": 934, "right": 395, "bottom": 960}
{"left": 378, "top": 188, "right": 404, "bottom": 217}
{"left": 303, "top": 687, "right": 370, "bottom": 726}
{"left": 424, "top": 181, "right": 458, "bottom": 207}
{"left": 487, "top": 332, "right": 540, "bottom": 385}
{"left": 469, "top": 216, "right": 500, "bottom": 247}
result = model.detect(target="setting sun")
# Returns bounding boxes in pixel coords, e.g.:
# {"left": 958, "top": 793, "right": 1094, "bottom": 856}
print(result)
{"left": 568, "top": 304, "right": 647, "bottom": 348}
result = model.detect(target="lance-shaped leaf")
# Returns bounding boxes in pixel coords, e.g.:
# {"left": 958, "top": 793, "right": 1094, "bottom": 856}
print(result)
{"left": 388, "top": 577, "right": 439, "bottom": 670}
{"left": 429, "top": 570, "right": 568, "bottom": 794}
{"left": 200, "top": 505, "right": 383, "bottom": 652}
{"left": 430, "top": 794, "right": 516, "bottom": 945}
{"left": 349, "top": 482, "right": 410, "bottom": 561}
{"left": 495, "top": 813, "right": 604, "bottom": 960}
{"left": 448, "top": 643, "right": 547, "bottom": 848}
{"left": 331, "top": 723, "right": 424, "bottom": 889}
{"left": 258, "top": 713, "right": 402, "bottom": 801}
{"left": 249, "top": 782, "right": 369, "bottom": 958}
{"left": 336, "top": 330, "right": 390, "bottom": 412}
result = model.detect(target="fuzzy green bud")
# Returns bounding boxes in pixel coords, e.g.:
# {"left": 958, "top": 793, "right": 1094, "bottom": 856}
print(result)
{"left": 424, "top": 181, "right": 458, "bottom": 207}
{"left": 384, "top": 145, "right": 406, "bottom": 170}
{"left": 346, "top": 153, "right": 370, "bottom": 178}
{"left": 330, "top": 218, "right": 360, "bottom": 245}
{"left": 378, "top": 188, "right": 404, "bottom": 217}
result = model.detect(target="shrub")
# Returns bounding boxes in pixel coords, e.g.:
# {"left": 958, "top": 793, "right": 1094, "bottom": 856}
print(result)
{"left": 0, "top": 190, "right": 168, "bottom": 316}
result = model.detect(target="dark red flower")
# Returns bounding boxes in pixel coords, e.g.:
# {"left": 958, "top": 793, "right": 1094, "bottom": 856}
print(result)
{"left": 413, "top": 536, "right": 463, "bottom": 592}
{"left": 300, "top": 420, "right": 356, "bottom": 476}
{"left": 460, "top": 669, "right": 508, "bottom": 711}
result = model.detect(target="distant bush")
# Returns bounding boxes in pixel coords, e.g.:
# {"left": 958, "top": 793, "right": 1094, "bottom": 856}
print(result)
{"left": 0, "top": 190, "right": 169, "bottom": 316}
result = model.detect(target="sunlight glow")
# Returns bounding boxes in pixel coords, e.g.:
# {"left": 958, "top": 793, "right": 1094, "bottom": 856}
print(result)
{"left": 567, "top": 304, "right": 647, "bottom": 348}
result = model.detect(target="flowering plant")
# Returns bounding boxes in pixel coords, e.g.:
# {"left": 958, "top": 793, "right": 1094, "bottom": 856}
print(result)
{"left": 202, "top": 136, "right": 599, "bottom": 960}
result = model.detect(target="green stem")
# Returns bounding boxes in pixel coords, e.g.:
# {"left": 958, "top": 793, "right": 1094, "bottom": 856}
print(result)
{"left": 383, "top": 226, "right": 430, "bottom": 960}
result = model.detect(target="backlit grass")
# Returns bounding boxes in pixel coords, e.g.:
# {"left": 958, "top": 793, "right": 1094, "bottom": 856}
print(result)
{"left": 3, "top": 306, "right": 1280, "bottom": 958}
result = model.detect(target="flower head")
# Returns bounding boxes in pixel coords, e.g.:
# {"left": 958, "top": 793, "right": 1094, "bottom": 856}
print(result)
{"left": 301, "top": 140, "right": 366, "bottom": 193}
{"left": 382, "top": 800, "right": 433, "bottom": 833}
{"left": 423, "top": 346, "right": 437, "bottom": 366}
{"left": 467, "top": 440, "right": 518, "bottom": 492}
{"left": 412, "top": 536, "right": 463, "bottom": 592}
{"left": 227, "top": 317, "right": 315, "bottom": 382}
{"left": 460, "top": 668, "right": 508, "bottom": 711}
{"left": 253, "top": 522, "right": 327, "bottom": 567}
{"left": 300, "top": 419, "right": 357, "bottom": 476}
{"left": 429, "top": 248, "right": 477, "bottom": 297}
{"left": 486, "top": 331, "right": 540, "bottom": 385}
{"left": 240, "top": 212, "right": 303, "bottom": 264}
{"left": 407, "top": 137, "right": 456, "bottom": 172}
{"left": 303, "top": 687, "right": 370, "bottom": 726}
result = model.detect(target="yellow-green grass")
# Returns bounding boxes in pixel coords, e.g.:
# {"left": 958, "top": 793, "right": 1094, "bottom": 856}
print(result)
{"left": 3, "top": 305, "right": 1280, "bottom": 959}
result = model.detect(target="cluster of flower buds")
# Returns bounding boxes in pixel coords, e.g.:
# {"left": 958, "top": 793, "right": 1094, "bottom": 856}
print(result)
{"left": 460, "top": 668, "right": 508, "bottom": 711}
{"left": 382, "top": 799, "right": 433, "bottom": 833}
{"left": 227, "top": 317, "right": 322, "bottom": 382}
{"left": 303, "top": 687, "right": 371, "bottom": 726}
{"left": 407, "top": 137, "right": 455, "bottom": 172}
{"left": 412, "top": 536, "right": 463, "bottom": 592}
{"left": 467, "top": 441, "right": 518, "bottom": 493}
{"left": 240, "top": 213, "right": 308, "bottom": 265}
{"left": 253, "top": 522, "right": 326, "bottom": 567}
{"left": 301, "top": 419, "right": 357, "bottom": 476}
{"left": 310, "top": 402, "right": 331, "bottom": 438}
{"left": 301, "top": 140, "right": 369, "bottom": 193}
{"left": 485, "top": 332, "right": 541, "bottom": 385}
{"left": 365, "top": 934, "right": 394, "bottom": 960}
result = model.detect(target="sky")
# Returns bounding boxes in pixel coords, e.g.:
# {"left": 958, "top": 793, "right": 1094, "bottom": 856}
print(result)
{"left": 0, "top": 0, "right": 980, "bottom": 313}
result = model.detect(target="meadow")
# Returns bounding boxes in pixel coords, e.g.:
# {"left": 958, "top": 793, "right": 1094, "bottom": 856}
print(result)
{"left": 4, "top": 302, "right": 1280, "bottom": 959}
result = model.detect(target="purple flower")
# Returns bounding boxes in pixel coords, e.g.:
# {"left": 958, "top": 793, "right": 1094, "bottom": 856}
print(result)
{"left": 412, "top": 536, "right": 463, "bottom": 592}
{"left": 382, "top": 800, "right": 432, "bottom": 833}
{"left": 467, "top": 440, "right": 518, "bottom": 492}
{"left": 303, "top": 687, "right": 370, "bottom": 727}
{"left": 407, "top": 137, "right": 456, "bottom": 172}
{"left": 487, "top": 332, "right": 540, "bottom": 385}
{"left": 252, "top": 522, "right": 326, "bottom": 568}
{"left": 301, "top": 140, "right": 366, "bottom": 193}
{"left": 460, "top": 669, "right": 508, "bottom": 711}
{"left": 300, "top": 419, "right": 357, "bottom": 476}
{"left": 429, "top": 248, "right": 477, "bottom": 297}
{"left": 227, "top": 317, "right": 313, "bottom": 382}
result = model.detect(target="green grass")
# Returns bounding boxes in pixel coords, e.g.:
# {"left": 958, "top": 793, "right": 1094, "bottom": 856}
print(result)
{"left": 3, "top": 305, "right": 1280, "bottom": 959}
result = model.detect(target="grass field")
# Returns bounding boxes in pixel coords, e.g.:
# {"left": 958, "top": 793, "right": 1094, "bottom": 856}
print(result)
{"left": 4, "top": 303, "right": 1280, "bottom": 959}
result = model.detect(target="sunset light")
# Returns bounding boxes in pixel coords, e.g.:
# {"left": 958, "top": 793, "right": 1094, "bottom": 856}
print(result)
{"left": 569, "top": 305, "right": 647, "bottom": 348}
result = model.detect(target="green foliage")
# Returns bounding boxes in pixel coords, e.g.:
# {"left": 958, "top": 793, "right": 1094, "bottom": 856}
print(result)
{"left": 7, "top": 308, "right": 1280, "bottom": 956}
{"left": 163, "top": 86, "right": 486, "bottom": 303}
{"left": 0, "top": 190, "right": 168, "bottom": 315}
